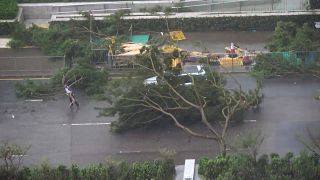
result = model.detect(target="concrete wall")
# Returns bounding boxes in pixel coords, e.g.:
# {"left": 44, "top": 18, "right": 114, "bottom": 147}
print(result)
{"left": 19, "top": 1, "right": 176, "bottom": 19}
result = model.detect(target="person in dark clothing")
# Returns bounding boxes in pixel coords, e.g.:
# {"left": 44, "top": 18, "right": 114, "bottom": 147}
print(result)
{"left": 64, "top": 85, "right": 79, "bottom": 108}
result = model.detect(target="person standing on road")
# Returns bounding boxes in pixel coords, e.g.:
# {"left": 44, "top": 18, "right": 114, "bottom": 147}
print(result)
{"left": 64, "top": 84, "right": 79, "bottom": 109}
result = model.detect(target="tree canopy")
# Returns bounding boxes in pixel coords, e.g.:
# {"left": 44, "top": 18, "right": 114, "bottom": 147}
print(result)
{"left": 268, "top": 21, "right": 319, "bottom": 52}
{"left": 103, "top": 45, "right": 262, "bottom": 155}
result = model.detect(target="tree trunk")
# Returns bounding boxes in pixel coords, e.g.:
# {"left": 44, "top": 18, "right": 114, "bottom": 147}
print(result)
{"left": 165, "top": 17, "right": 170, "bottom": 33}
{"left": 218, "top": 139, "right": 227, "bottom": 157}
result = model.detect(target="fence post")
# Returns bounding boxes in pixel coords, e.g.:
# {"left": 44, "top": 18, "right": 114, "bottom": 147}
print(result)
{"left": 107, "top": 55, "right": 113, "bottom": 69}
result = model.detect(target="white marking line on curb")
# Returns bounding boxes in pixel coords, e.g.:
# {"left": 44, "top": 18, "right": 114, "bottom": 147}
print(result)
{"left": 25, "top": 99, "right": 43, "bottom": 102}
{"left": 62, "top": 122, "right": 111, "bottom": 126}
{"left": 243, "top": 120, "right": 257, "bottom": 123}
{"left": 119, "top": 150, "right": 141, "bottom": 154}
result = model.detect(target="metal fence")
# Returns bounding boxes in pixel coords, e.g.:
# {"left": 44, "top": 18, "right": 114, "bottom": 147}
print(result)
{"left": 184, "top": 0, "right": 307, "bottom": 12}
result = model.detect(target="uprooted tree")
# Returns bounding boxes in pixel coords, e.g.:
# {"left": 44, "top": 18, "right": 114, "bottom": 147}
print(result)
{"left": 251, "top": 21, "right": 320, "bottom": 80}
{"left": 103, "top": 46, "right": 262, "bottom": 156}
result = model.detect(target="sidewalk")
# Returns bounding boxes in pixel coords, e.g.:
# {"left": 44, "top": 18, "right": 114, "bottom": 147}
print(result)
{"left": 0, "top": 38, "right": 11, "bottom": 48}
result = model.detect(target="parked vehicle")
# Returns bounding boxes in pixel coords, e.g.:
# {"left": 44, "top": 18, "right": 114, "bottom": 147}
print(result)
{"left": 144, "top": 65, "right": 205, "bottom": 85}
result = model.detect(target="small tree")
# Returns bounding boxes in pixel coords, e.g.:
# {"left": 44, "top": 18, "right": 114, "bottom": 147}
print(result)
{"left": 232, "top": 130, "right": 264, "bottom": 162}
{"left": 0, "top": 141, "right": 30, "bottom": 177}
{"left": 298, "top": 128, "right": 320, "bottom": 156}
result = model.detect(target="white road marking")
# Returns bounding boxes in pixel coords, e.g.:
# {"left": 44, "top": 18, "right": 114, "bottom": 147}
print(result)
{"left": 11, "top": 154, "right": 29, "bottom": 157}
{"left": 119, "top": 150, "right": 141, "bottom": 154}
{"left": 62, "top": 122, "right": 111, "bottom": 126}
{"left": 243, "top": 120, "right": 257, "bottom": 123}
{"left": 25, "top": 99, "right": 43, "bottom": 102}
{"left": 0, "top": 77, "right": 51, "bottom": 81}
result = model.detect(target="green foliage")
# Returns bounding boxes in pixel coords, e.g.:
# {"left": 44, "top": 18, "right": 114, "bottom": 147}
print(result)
{"left": 9, "top": 21, "right": 110, "bottom": 98}
{"left": 116, "top": 14, "right": 319, "bottom": 32}
{"left": 148, "top": 5, "right": 163, "bottom": 15}
{"left": 252, "top": 52, "right": 320, "bottom": 79}
{"left": 102, "top": 10, "right": 126, "bottom": 36}
{"left": 50, "top": 14, "right": 319, "bottom": 34}
{"left": 104, "top": 48, "right": 260, "bottom": 133}
{"left": 1, "top": 159, "right": 175, "bottom": 180}
{"left": 8, "top": 23, "right": 33, "bottom": 48}
{"left": 106, "top": 70, "right": 229, "bottom": 132}
{"left": 268, "top": 22, "right": 319, "bottom": 52}
{"left": 17, "top": 0, "right": 122, "bottom": 2}
{"left": 199, "top": 153, "right": 320, "bottom": 179}
{"left": 15, "top": 80, "right": 55, "bottom": 98}
{"left": 0, "top": 22, "right": 16, "bottom": 35}
{"left": 94, "top": 93, "right": 108, "bottom": 101}
{"left": 0, "top": 0, "right": 18, "bottom": 20}
{"left": 0, "top": 141, "right": 30, "bottom": 179}
{"left": 63, "top": 63, "right": 109, "bottom": 95}
{"left": 15, "top": 61, "right": 109, "bottom": 99}
{"left": 309, "top": 0, "right": 320, "bottom": 9}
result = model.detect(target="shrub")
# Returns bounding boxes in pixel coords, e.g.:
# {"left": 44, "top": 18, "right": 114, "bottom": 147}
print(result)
{"left": 0, "top": 0, "right": 18, "bottom": 20}
{"left": 199, "top": 153, "right": 320, "bottom": 179}
{"left": 15, "top": 80, "right": 55, "bottom": 98}
{"left": 0, "top": 159, "right": 176, "bottom": 180}
{"left": 0, "top": 22, "right": 16, "bottom": 35}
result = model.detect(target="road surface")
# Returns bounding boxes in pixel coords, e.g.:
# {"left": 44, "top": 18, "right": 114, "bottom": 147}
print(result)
{"left": 1, "top": 75, "right": 320, "bottom": 167}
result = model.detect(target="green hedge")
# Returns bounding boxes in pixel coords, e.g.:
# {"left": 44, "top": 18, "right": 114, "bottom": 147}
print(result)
{"left": 0, "top": 22, "right": 16, "bottom": 35}
{"left": 0, "top": 0, "right": 18, "bottom": 20}
{"left": 17, "top": 0, "right": 124, "bottom": 2}
{"left": 51, "top": 14, "right": 320, "bottom": 32}
{"left": 199, "top": 153, "right": 320, "bottom": 179}
{"left": 0, "top": 159, "right": 176, "bottom": 180}
{"left": 123, "top": 15, "right": 320, "bottom": 32}
{"left": 309, "top": 0, "right": 320, "bottom": 9}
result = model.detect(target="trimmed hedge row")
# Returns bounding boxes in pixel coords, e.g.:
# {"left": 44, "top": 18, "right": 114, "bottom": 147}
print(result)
{"left": 17, "top": 0, "right": 116, "bottom": 2}
{"left": 122, "top": 15, "right": 320, "bottom": 32}
{"left": 310, "top": 0, "right": 320, "bottom": 9}
{"left": 0, "top": 159, "right": 176, "bottom": 180}
{"left": 0, "top": 22, "right": 16, "bottom": 35}
{"left": 51, "top": 14, "right": 320, "bottom": 32}
{"left": 0, "top": 0, "right": 18, "bottom": 20}
{"left": 199, "top": 153, "right": 320, "bottom": 179}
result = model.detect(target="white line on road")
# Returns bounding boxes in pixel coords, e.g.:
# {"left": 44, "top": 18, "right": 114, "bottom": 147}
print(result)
{"left": 25, "top": 99, "right": 43, "bottom": 102}
{"left": 243, "top": 120, "right": 257, "bottom": 123}
{"left": 119, "top": 150, "right": 141, "bottom": 154}
{"left": 12, "top": 154, "right": 29, "bottom": 157}
{"left": 62, "top": 122, "right": 111, "bottom": 126}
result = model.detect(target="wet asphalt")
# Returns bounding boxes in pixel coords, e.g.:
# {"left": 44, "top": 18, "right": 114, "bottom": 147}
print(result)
{"left": 1, "top": 74, "right": 320, "bottom": 166}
